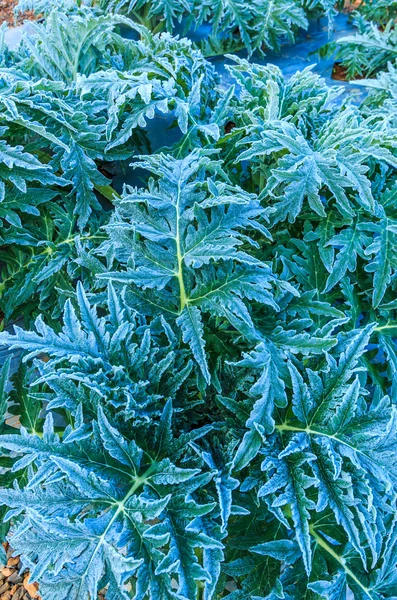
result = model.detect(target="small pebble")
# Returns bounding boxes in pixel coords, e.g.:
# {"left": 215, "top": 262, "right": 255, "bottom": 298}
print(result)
{"left": 23, "top": 575, "right": 39, "bottom": 598}
{"left": 8, "top": 571, "right": 23, "bottom": 584}
{"left": 11, "top": 588, "right": 25, "bottom": 600}
{"left": 0, "top": 581, "right": 10, "bottom": 594}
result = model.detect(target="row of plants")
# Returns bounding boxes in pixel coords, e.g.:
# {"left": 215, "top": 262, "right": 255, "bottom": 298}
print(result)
{"left": 12, "top": 0, "right": 397, "bottom": 79}
{"left": 1, "top": 1, "right": 397, "bottom": 599}
{"left": 320, "top": 0, "right": 397, "bottom": 80}
{"left": 14, "top": 0, "right": 340, "bottom": 57}
{"left": 12, "top": 0, "right": 397, "bottom": 71}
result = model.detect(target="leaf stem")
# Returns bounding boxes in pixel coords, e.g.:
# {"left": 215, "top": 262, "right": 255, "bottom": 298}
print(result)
{"left": 310, "top": 525, "right": 374, "bottom": 599}
{"left": 82, "top": 460, "right": 158, "bottom": 580}
{"left": 374, "top": 322, "right": 396, "bottom": 332}
{"left": 175, "top": 175, "right": 188, "bottom": 313}
{"left": 275, "top": 422, "right": 393, "bottom": 477}
{"left": 0, "top": 235, "right": 106, "bottom": 294}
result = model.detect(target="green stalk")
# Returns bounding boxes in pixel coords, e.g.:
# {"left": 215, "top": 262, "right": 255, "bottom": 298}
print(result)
{"left": 174, "top": 178, "right": 188, "bottom": 313}
{"left": 310, "top": 525, "right": 375, "bottom": 599}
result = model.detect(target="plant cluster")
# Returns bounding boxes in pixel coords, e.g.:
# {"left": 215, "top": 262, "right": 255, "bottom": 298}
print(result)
{"left": 15, "top": 0, "right": 336, "bottom": 57}
{"left": 345, "top": 0, "right": 397, "bottom": 26}
{"left": 1, "top": 3, "right": 397, "bottom": 600}
{"left": 320, "top": 16, "right": 397, "bottom": 80}
{"left": 321, "top": 0, "right": 397, "bottom": 80}
{"left": 0, "top": 8, "right": 221, "bottom": 325}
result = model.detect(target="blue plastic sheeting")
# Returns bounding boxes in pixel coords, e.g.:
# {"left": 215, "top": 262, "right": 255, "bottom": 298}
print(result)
{"left": 115, "top": 13, "right": 363, "bottom": 192}
{"left": 205, "top": 13, "right": 365, "bottom": 102}
{"left": 121, "top": 12, "right": 363, "bottom": 97}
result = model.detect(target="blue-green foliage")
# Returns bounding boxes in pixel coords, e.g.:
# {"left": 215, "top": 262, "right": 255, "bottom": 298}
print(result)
{"left": 0, "top": 8, "right": 220, "bottom": 324}
{"left": 320, "top": 0, "right": 397, "bottom": 81}
{"left": 1, "top": 284, "right": 397, "bottom": 598}
{"left": 1, "top": 281, "right": 199, "bottom": 423}
{"left": 97, "top": 150, "right": 282, "bottom": 382}
{"left": 15, "top": 0, "right": 336, "bottom": 57}
{"left": 1, "top": 3, "right": 397, "bottom": 600}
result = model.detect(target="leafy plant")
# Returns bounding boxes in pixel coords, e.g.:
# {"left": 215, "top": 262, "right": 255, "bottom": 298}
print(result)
{"left": 1, "top": 255, "right": 397, "bottom": 598}
{"left": 345, "top": 0, "right": 397, "bottom": 27}
{"left": 0, "top": 8, "right": 220, "bottom": 325}
{"left": 105, "top": 0, "right": 336, "bottom": 57}
{"left": 320, "top": 16, "right": 397, "bottom": 80}
{"left": 95, "top": 149, "right": 287, "bottom": 382}
{"left": 14, "top": 0, "right": 89, "bottom": 16}
{"left": 15, "top": 0, "right": 336, "bottom": 57}
{"left": 353, "top": 61, "right": 397, "bottom": 114}
{"left": 1, "top": 4, "right": 397, "bottom": 600}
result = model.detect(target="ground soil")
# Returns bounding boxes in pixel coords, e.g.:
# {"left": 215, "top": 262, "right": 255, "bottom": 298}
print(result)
{"left": 331, "top": 62, "right": 367, "bottom": 81}
{"left": 1, "top": 543, "right": 108, "bottom": 599}
{"left": 0, "top": 0, "right": 36, "bottom": 26}
{"left": 332, "top": 63, "right": 350, "bottom": 81}
{"left": 344, "top": 0, "right": 362, "bottom": 13}
{"left": 0, "top": 544, "right": 40, "bottom": 600}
